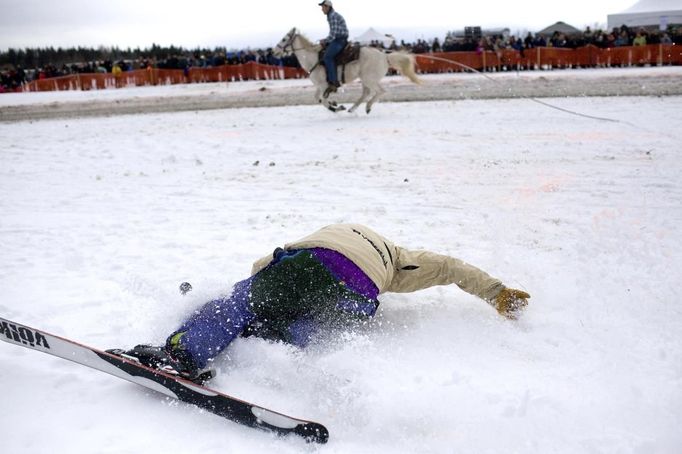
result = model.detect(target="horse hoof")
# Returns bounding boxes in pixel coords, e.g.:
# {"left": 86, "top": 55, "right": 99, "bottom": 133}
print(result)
{"left": 326, "top": 102, "right": 346, "bottom": 113}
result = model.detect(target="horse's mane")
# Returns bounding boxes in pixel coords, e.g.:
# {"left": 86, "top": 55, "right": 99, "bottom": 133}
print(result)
{"left": 296, "top": 32, "right": 318, "bottom": 50}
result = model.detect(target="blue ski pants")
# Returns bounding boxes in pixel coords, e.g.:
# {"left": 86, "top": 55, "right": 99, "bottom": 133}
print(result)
{"left": 168, "top": 249, "right": 378, "bottom": 369}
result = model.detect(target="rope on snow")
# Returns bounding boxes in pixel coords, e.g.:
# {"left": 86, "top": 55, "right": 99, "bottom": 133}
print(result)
{"left": 413, "top": 54, "right": 623, "bottom": 124}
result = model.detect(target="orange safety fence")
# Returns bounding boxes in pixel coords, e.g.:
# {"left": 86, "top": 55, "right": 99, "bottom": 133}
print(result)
{"left": 415, "top": 51, "right": 484, "bottom": 73}
{"left": 598, "top": 44, "right": 682, "bottom": 66}
{"left": 22, "top": 61, "right": 308, "bottom": 92}
{"left": 413, "top": 44, "right": 681, "bottom": 72}
{"left": 185, "top": 63, "right": 308, "bottom": 82}
{"left": 18, "top": 44, "right": 682, "bottom": 93}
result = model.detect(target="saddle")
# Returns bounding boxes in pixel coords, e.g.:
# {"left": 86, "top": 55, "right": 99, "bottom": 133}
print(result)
{"left": 319, "top": 43, "right": 361, "bottom": 83}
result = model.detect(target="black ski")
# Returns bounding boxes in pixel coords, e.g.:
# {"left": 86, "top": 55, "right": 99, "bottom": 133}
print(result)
{"left": 0, "top": 316, "right": 329, "bottom": 443}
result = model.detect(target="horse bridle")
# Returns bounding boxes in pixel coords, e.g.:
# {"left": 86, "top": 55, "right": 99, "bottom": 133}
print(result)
{"left": 276, "top": 30, "right": 304, "bottom": 55}
{"left": 275, "top": 29, "right": 323, "bottom": 75}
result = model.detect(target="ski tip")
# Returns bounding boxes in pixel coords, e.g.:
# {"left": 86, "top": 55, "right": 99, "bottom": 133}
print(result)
{"left": 295, "top": 422, "right": 329, "bottom": 444}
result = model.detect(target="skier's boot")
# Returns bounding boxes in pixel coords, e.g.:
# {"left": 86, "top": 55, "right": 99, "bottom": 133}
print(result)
{"left": 106, "top": 344, "right": 215, "bottom": 384}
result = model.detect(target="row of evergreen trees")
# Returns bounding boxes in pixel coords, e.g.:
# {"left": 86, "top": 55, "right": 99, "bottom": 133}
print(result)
{"left": 0, "top": 44, "right": 231, "bottom": 69}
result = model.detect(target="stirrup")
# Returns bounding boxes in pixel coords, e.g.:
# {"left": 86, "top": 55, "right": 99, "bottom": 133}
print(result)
{"left": 323, "top": 84, "right": 338, "bottom": 98}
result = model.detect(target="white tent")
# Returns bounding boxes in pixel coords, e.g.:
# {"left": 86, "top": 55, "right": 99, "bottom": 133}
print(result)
{"left": 353, "top": 28, "right": 395, "bottom": 47}
{"left": 607, "top": 0, "right": 682, "bottom": 30}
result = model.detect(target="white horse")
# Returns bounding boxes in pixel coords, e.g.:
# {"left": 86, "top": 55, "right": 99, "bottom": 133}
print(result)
{"left": 274, "top": 27, "right": 421, "bottom": 114}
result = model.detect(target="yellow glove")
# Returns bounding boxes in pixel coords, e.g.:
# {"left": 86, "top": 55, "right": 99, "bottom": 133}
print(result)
{"left": 494, "top": 288, "right": 530, "bottom": 319}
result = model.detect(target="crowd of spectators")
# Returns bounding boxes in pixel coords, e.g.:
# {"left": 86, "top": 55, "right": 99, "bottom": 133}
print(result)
{"left": 1, "top": 24, "right": 680, "bottom": 92}
{"left": 0, "top": 49, "right": 300, "bottom": 92}
{"left": 385, "top": 25, "right": 680, "bottom": 54}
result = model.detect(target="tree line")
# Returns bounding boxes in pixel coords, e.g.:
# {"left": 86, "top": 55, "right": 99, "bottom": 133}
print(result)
{"left": 0, "top": 44, "right": 229, "bottom": 69}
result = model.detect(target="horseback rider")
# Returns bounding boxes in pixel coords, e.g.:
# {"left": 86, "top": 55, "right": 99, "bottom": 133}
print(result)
{"left": 319, "top": 0, "right": 348, "bottom": 98}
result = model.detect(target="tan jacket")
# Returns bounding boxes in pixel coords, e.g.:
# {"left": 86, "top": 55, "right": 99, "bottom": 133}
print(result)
{"left": 251, "top": 224, "right": 504, "bottom": 302}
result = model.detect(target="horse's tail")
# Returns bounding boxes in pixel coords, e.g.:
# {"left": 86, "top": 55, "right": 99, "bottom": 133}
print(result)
{"left": 386, "top": 52, "right": 421, "bottom": 84}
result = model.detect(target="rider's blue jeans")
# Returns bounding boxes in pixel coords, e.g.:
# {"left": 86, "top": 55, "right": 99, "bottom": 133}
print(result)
{"left": 323, "top": 37, "right": 347, "bottom": 84}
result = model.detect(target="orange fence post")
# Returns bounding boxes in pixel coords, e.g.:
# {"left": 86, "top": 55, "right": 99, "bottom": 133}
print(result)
{"left": 536, "top": 47, "right": 541, "bottom": 69}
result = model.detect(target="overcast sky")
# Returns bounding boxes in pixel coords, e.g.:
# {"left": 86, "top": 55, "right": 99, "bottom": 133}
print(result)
{"left": 1, "top": 0, "right": 637, "bottom": 51}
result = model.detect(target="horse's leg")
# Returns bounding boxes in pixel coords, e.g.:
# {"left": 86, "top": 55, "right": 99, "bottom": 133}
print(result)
{"left": 324, "top": 100, "right": 345, "bottom": 112}
{"left": 353, "top": 49, "right": 389, "bottom": 114}
{"left": 321, "top": 94, "right": 346, "bottom": 113}
{"left": 314, "top": 84, "right": 340, "bottom": 112}
{"left": 311, "top": 72, "right": 329, "bottom": 105}
{"left": 321, "top": 93, "right": 345, "bottom": 112}
{"left": 365, "top": 83, "right": 385, "bottom": 114}
{"left": 348, "top": 85, "right": 370, "bottom": 113}
{"left": 311, "top": 73, "right": 346, "bottom": 112}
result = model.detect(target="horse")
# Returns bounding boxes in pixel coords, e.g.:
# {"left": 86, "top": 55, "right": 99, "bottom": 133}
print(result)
{"left": 273, "top": 27, "right": 421, "bottom": 114}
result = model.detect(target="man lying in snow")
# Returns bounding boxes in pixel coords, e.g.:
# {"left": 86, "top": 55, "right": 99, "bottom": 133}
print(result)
{"left": 109, "top": 224, "right": 530, "bottom": 383}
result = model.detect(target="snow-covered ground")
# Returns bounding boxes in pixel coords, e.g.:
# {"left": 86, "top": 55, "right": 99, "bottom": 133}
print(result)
{"left": 0, "top": 67, "right": 679, "bottom": 107}
{"left": 1, "top": 71, "right": 681, "bottom": 453}
{"left": 2, "top": 67, "right": 681, "bottom": 121}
